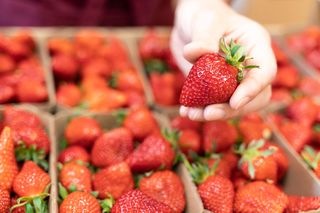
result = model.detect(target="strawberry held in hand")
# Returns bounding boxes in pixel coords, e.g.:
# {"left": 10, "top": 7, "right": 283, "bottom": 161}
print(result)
{"left": 180, "top": 38, "right": 258, "bottom": 107}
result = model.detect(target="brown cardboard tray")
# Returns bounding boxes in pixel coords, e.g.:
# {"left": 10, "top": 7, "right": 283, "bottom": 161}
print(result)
{"left": 0, "top": 28, "right": 56, "bottom": 112}
{"left": 0, "top": 104, "right": 57, "bottom": 213}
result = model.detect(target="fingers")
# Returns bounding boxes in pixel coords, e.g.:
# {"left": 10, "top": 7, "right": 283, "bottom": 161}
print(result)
{"left": 180, "top": 86, "right": 271, "bottom": 121}
{"left": 229, "top": 21, "right": 277, "bottom": 109}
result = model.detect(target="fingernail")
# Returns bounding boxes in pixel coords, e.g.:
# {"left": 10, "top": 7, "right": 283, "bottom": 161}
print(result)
{"left": 235, "top": 97, "right": 250, "bottom": 109}
{"left": 204, "top": 108, "right": 226, "bottom": 120}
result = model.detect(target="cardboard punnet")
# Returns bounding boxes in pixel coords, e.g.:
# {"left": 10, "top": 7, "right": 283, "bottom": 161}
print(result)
{"left": 165, "top": 108, "right": 320, "bottom": 213}
{"left": 0, "top": 104, "right": 58, "bottom": 213}
{"left": 0, "top": 28, "right": 55, "bottom": 112}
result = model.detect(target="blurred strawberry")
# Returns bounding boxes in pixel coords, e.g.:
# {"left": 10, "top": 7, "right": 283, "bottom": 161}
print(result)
{"left": 272, "top": 65, "right": 299, "bottom": 89}
{"left": 91, "top": 127, "right": 133, "bottom": 168}
{"left": 81, "top": 75, "right": 107, "bottom": 93}
{"left": 178, "top": 129, "right": 201, "bottom": 156}
{"left": 18, "top": 58, "right": 45, "bottom": 82}
{"left": 48, "top": 38, "right": 74, "bottom": 55}
{"left": 267, "top": 113, "right": 285, "bottom": 127}
{"left": 12, "top": 31, "right": 35, "bottom": 50}
{"left": 271, "top": 41, "right": 289, "bottom": 65}
{"left": 56, "top": 83, "right": 82, "bottom": 107}
{"left": 3, "top": 107, "right": 42, "bottom": 128}
{"left": 5, "top": 39, "right": 31, "bottom": 60}
{"left": 238, "top": 118, "right": 271, "bottom": 144}
{"left": 93, "top": 162, "right": 134, "bottom": 199}
{"left": 150, "top": 72, "right": 177, "bottom": 106}
{"left": 287, "top": 97, "right": 318, "bottom": 127}
{"left": 287, "top": 196, "right": 320, "bottom": 213}
{"left": 298, "top": 76, "right": 320, "bottom": 97}
{"left": 110, "top": 69, "right": 144, "bottom": 93}
{"left": 207, "top": 158, "right": 232, "bottom": 179}
{"left": 280, "top": 121, "right": 312, "bottom": 152}
{"left": 0, "top": 54, "right": 15, "bottom": 74}
{"left": 75, "top": 30, "right": 104, "bottom": 50}
{"left": 58, "top": 146, "right": 90, "bottom": 164}
{"left": 82, "top": 58, "right": 112, "bottom": 78}
{"left": 65, "top": 116, "right": 102, "bottom": 149}
{"left": 125, "top": 90, "right": 146, "bottom": 108}
{"left": 306, "top": 49, "right": 320, "bottom": 70}
{"left": 171, "top": 116, "right": 201, "bottom": 132}
{"left": 139, "top": 30, "right": 168, "bottom": 60}
{"left": 0, "top": 84, "right": 15, "bottom": 103}
{"left": 301, "top": 146, "right": 320, "bottom": 178}
{"left": 203, "top": 120, "right": 237, "bottom": 153}
{"left": 52, "top": 54, "right": 78, "bottom": 81}
{"left": 16, "top": 80, "right": 48, "bottom": 103}
{"left": 123, "top": 108, "right": 158, "bottom": 140}
{"left": 271, "top": 88, "right": 293, "bottom": 103}
{"left": 83, "top": 87, "right": 128, "bottom": 112}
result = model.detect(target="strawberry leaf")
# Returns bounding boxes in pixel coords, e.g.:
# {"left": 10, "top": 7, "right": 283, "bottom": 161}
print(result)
{"left": 59, "top": 183, "right": 69, "bottom": 200}
{"left": 25, "top": 203, "right": 34, "bottom": 213}
{"left": 248, "top": 160, "right": 255, "bottom": 179}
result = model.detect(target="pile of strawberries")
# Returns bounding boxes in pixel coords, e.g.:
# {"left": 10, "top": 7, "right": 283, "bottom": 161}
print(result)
{"left": 271, "top": 41, "right": 320, "bottom": 104}
{"left": 268, "top": 97, "right": 320, "bottom": 179}
{"left": 287, "top": 26, "right": 320, "bottom": 73}
{"left": 57, "top": 107, "right": 186, "bottom": 212}
{"left": 48, "top": 30, "right": 146, "bottom": 112}
{"left": 0, "top": 31, "right": 48, "bottom": 104}
{"left": 0, "top": 107, "right": 51, "bottom": 212}
{"left": 171, "top": 113, "right": 320, "bottom": 212}
{"left": 139, "top": 30, "right": 185, "bottom": 106}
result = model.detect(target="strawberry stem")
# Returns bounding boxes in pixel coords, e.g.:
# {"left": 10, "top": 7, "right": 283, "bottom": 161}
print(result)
{"left": 219, "top": 37, "right": 259, "bottom": 82}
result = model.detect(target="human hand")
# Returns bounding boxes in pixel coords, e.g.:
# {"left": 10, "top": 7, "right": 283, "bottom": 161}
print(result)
{"left": 170, "top": 0, "right": 277, "bottom": 121}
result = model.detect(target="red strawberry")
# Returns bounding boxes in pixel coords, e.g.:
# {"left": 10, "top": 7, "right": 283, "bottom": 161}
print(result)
{"left": 238, "top": 118, "right": 271, "bottom": 144}
{"left": 60, "top": 191, "right": 101, "bottom": 213}
{"left": 238, "top": 140, "right": 278, "bottom": 182}
{"left": 171, "top": 116, "right": 201, "bottom": 132}
{"left": 222, "top": 150, "right": 239, "bottom": 171}
{"left": 5, "top": 40, "right": 31, "bottom": 60}
{"left": 271, "top": 41, "right": 289, "bottom": 65}
{"left": 75, "top": 30, "right": 104, "bottom": 50}
{"left": 58, "top": 146, "right": 90, "bottom": 163}
{"left": 139, "top": 30, "right": 168, "bottom": 60}
{"left": 65, "top": 116, "right": 102, "bottom": 149}
{"left": 91, "top": 127, "right": 133, "bottom": 168}
{"left": 56, "top": 83, "right": 82, "bottom": 107}
{"left": 48, "top": 38, "right": 74, "bottom": 55}
{"left": 232, "top": 171, "right": 250, "bottom": 190}
{"left": 0, "top": 84, "right": 15, "bottom": 104}
{"left": 198, "top": 175, "right": 234, "bottom": 213}
{"left": 178, "top": 129, "right": 201, "bottom": 156}
{"left": 126, "top": 134, "right": 175, "bottom": 173}
{"left": 111, "top": 190, "right": 174, "bottom": 213}
{"left": 150, "top": 72, "right": 177, "bottom": 106}
{"left": 82, "top": 58, "right": 112, "bottom": 78}
{"left": 13, "top": 161, "right": 50, "bottom": 197}
{"left": 12, "top": 31, "right": 35, "bottom": 50}
{"left": 59, "top": 161, "right": 92, "bottom": 192}
{"left": 287, "top": 196, "right": 320, "bottom": 213}
{"left": 123, "top": 108, "right": 158, "bottom": 140}
{"left": 111, "top": 69, "right": 144, "bottom": 93}
{"left": 0, "top": 127, "right": 18, "bottom": 190}
{"left": 125, "top": 90, "right": 146, "bottom": 109}
{"left": 301, "top": 146, "right": 320, "bottom": 178}
{"left": 16, "top": 80, "right": 48, "bottom": 103}
{"left": 0, "top": 187, "right": 10, "bottom": 213}
{"left": 3, "top": 107, "right": 42, "bottom": 128}
{"left": 263, "top": 142, "right": 289, "bottom": 180}
{"left": 306, "top": 49, "right": 320, "bottom": 70}
{"left": 271, "top": 88, "right": 293, "bottom": 103}
{"left": 93, "top": 162, "right": 134, "bottom": 199}
{"left": 267, "top": 112, "right": 285, "bottom": 127}
{"left": 139, "top": 170, "right": 185, "bottom": 213}
{"left": 272, "top": 65, "right": 299, "bottom": 89}
{"left": 207, "top": 158, "right": 232, "bottom": 179}
{"left": 180, "top": 39, "right": 256, "bottom": 107}
{"left": 287, "top": 97, "right": 318, "bottom": 127}
{"left": 280, "top": 121, "right": 312, "bottom": 152}
{"left": 234, "top": 181, "right": 288, "bottom": 213}
{"left": 298, "top": 77, "right": 320, "bottom": 97}
{"left": 81, "top": 75, "right": 106, "bottom": 93}
{"left": 52, "top": 54, "right": 78, "bottom": 81}
{"left": 0, "top": 54, "right": 15, "bottom": 74}
{"left": 203, "top": 120, "right": 238, "bottom": 153}
{"left": 12, "top": 126, "right": 50, "bottom": 154}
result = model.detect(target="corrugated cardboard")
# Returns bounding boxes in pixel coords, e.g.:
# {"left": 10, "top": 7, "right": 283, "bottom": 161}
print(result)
{"left": 0, "top": 104, "right": 57, "bottom": 213}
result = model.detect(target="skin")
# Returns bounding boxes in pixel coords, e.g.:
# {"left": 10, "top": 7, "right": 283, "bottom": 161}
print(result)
{"left": 171, "top": 0, "right": 276, "bottom": 121}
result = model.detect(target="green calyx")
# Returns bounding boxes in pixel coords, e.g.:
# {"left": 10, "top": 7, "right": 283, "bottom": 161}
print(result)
{"left": 112, "top": 109, "right": 128, "bottom": 127}
{"left": 219, "top": 37, "right": 259, "bottom": 82}
{"left": 11, "top": 184, "right": 51, "bottom": 213}
{"left": 301, "top": 145, "right": 320, "bottom": 170}
{"left": 313, "top": 124, "right": 320, "bottom": 133}
{"left": 182, "top": 154, "right": 219, "bottom": 185}
{"left": 15, "top": 142, "right": 49, "bottom": 171}
{"left": 108, "top": 72, "right": 118, "bottom": 89}
{"left": 100, "top": 195, "right": 115, "bottom": 213}
{"left": 237, "top": 139, "right": 275, "bottom": 179}
{"left": 144, "top": 59, "right": 169, "bottom": 74}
